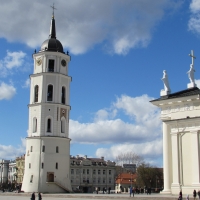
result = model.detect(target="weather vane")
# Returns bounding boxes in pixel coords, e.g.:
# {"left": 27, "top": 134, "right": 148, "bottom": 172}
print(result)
{"left": 50, "top": 3, "right": 57, "bottom": 18}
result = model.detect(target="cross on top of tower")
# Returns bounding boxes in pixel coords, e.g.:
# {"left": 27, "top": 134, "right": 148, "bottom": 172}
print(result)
{"left": 189, "top": 50, "right": 196, "bottom": 65}
{"left": 50, "top": 3, "right": 57, "bottom": 18}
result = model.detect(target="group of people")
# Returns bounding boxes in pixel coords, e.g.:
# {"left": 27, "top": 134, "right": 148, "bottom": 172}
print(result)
{"left": 31, "top": 192, "right": 42, "bottom": 200}
{"left": 178, "top": 189, "right": 200, "bottom": 200}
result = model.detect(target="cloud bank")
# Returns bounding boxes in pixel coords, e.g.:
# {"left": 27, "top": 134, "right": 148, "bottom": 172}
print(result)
{"left": 69, "top": 94, "right": 162, "bottom": 166}
{"left": 0, "top": 0, "right": 180, "bottom": 55}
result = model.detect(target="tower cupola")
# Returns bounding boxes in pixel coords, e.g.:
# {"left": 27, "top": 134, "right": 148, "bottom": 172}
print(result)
{"left": 40, "top": 15, "right": 64, "bottom": 53}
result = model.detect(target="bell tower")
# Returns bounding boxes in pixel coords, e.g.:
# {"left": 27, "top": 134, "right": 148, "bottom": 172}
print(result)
{"left": 21, "top": 11, "right": 72, "bottom": 193}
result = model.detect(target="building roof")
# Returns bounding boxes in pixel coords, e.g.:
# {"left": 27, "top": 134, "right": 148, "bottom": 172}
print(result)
{"left": 115, "top": 173, "right": 137, "bottom": 184}
{"left": 40, "top": 15, "right": 64, "bottom": 53}
{"left": 150, "top": 87, "right": 200, "bottom": 102}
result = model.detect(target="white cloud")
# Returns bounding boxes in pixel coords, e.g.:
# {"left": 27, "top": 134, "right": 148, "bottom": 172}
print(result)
{"left": 22, "top": 78, "right": 30, "bottom": 88}
{"left": 4, "top": 51, "right": 26, "bottom": 69}
{"left": 0, "top": 50, "right": 27, "bottom": 77}
{"left": 0, "top": 138, "right": 26, "bottom": 160}
{"left": 188, "top": 0, "right": 200, "bottom": 34}
{"left": 69, "top": 94, "right": 162, "bottom": 164}
{"left": 95, "top": 139, "right": 163, "bottom": 166}
{"left": 0, "top": 0, "right": 180, "bottom": 55}
{"left": 0, "top": 82, "right": 16, "bottom": 100}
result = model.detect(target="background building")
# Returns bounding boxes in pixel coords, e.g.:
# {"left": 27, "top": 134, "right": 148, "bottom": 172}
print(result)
{"left": 70, "top": 155, "right": 116, "bottom": 193}
{"left": 16, "top": 155, "right": 25, "bottom": 185}
{"left": 0, "top": 159, "right": 9, "bottom": 184}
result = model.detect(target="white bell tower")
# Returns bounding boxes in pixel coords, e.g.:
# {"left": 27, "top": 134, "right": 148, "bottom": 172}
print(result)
{"left": 22, "top": 11, "right": 72, "bottom": 193}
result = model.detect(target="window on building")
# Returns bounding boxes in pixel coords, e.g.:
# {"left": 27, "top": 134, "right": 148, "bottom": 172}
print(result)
{"left": 29, "top": 163, "right": 31, "bottom": 169}
{"left": 33, "top": 117, "right": 37, "bottom": 133}
{"left": 41, "top": 163, "right": 44, "bottom": 169}
{"left": 103, "top": 178, "right": 105, "bottom": 183}
{"left": 87, "top": 169, "right": 89, "bottom": 175}
{"left": 71, "top": 169, "right": 74, "bottom": 174}
{"left": 83, "top": 169, "right": 85, "bottom": 174}
{"left": 103, "top": 170, "right": 105, "bottom": 175}
{"left": 48, "top": 59, "right": 54, "bottom": 72}
{"left": 93, "top": 169, "right": 96, "bottom": 175}
{"left": 47, "top": 85, "right": 53, "bottom": 101}
{"left": 61, "top": 118, "right": 65, "bottom": 133}
{"left": 30, "top": 175, "right": 33, "bottom": 183}
{"left": 93, "top": 178, "right": 96, "bottom": 183}
{"left": 56, "top": 146, "right": 59, "bottom": 153}
{"left": 56, "top": 162, "right": 58, "bottom": 169}
{"left": 34, "top": 85, "right": 39, "bottom": 102}
{"left": 61, "top": 87, "right": 65, "bottom": 104}
{"left": 42, "top": 145, "right": 45, "bottom": 152}
{"left": 30, "top": 146, "right": 33, "bottom": 152}
{"left": 109, "top": 170, "right": 111, "bottom": 175}
{"left": 98, "top": 170, "right": 100, "bottom": 175}
{"left": 98, "top": 178, "right": 100, "bottom": 183}
{"left": 109, "top": 178, "right": 111, "bottom": 183}
{"left": 47, "top": 118, "right": 51, "bottom": 132}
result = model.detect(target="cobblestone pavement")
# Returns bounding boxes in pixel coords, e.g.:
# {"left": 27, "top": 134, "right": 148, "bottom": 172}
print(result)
{"left": 0, "top": 192, "right": 181, "bottom": 200}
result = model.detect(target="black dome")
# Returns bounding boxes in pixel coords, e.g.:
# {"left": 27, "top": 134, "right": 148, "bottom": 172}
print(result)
{"left": 41, "top": 38, "right": 64, "bottom": 53}
{"left": 40, "top": 16, "right": 64, "bottom": 53}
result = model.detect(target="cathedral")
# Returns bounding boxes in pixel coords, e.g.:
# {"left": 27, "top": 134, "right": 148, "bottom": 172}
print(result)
{"left": 151, "top": 51, "right": 200, "bottom": 195}
{"left": 21, "top": 11, "right": 72, "bottom": 192}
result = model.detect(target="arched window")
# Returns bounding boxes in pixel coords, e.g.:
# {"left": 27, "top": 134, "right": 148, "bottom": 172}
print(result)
{"left": 61, "top": 87, "right": 65, "bottom": 104}
{"left": 47, "top": 85, "right": 53, "bottom": 101}
{"left": 34, "top": 85, "right": 39, "bottom": 102}
{"left": 47, "top": 118, "right": 51, "bottom": 132}
{"left": 61, "top": 117, "right": 65, "bottom": 133}
{"left": 33, "top": 117, "right": 37, "bottom": 133}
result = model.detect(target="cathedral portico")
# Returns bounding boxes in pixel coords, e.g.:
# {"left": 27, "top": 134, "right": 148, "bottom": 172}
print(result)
{"left": 151, "top": 50, "right": 200, "bottom": 194}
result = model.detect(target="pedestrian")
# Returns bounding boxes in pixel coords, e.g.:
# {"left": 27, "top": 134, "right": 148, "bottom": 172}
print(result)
{"left": 179, "top": 190, "right": 182, "bottom": 200}
{"left": 38, "top": 192, "right": 42, "bottom": 200}
{"left": 186, "top": 194, "right": 189, "bottom": 200}
{"left": 31, "top": 192, "right": 35, "bottom": 200}
{"left": 194, "top": 190, "right": 197, "bottom": 200}
{"left": 198, "top": 190, "right": 200, "bottom": 199}
{"left": 130, "top": 186, "right": 133, "bottom": 197}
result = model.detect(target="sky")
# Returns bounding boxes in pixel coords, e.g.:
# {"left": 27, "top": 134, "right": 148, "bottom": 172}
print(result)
{"left": 0, "top": 0, "right": 200, "bottom": 167}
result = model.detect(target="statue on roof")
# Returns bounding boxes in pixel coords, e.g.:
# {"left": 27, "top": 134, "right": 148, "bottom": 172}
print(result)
{"left": 187, "top": 64, "right": 195, "bottom": 84}
{"left": 161, "top": 70, "right": 171, "bottom": 92}
{"left": 187, "top": 50, "right": 197, "bottom": 88}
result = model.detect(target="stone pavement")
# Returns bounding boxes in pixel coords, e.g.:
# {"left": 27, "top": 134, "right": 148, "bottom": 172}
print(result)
{"left": 0, "top": 192, "right": 181, "bottom": 200}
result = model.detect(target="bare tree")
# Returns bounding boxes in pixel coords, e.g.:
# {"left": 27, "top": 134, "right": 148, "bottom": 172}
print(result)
{"left": 115, "top": 152, "right": 143, "bottom": 167}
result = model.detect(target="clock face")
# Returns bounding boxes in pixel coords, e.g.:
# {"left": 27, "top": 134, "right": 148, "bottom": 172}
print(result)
{"left": 36, "top": 58, "right": 42, "bottom": 66}
{"left": 61, "top": 59, "right": 67, "bottom": 67}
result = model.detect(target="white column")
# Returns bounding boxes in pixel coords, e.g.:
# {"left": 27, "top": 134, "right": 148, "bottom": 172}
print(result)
{"left": 191, "top": 131, "right": 200, "bottom": 186}
{"left": 171, "top": 132, "right": 180, "bottom": 188}
{"left": 161, "top": 122, "right": 171, "bottom": 194}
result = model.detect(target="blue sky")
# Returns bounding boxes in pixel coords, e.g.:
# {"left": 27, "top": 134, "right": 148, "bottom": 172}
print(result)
{"left": 0, "top": 0, "right": 200, "bottom": 167}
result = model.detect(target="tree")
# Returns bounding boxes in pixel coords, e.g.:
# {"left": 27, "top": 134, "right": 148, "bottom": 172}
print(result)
{"left": 136, "top": 162, "right": 163, "bottom": 189}
{"left": 115, "top": 152, "right": 144, "bottom": 167}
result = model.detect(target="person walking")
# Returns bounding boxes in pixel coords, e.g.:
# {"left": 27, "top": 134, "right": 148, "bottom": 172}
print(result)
{"left": 130, "top": 186, "right": 133, "bottom": 197}
{"left": 194, "top": 189, "right": 197, "bottom": 200}
{"left": 179, "top": 190, "right": 182, "bottom": 200}
{"left": 197, "top": 190, "right": 200, "bottom": 199}
{"left": 186, "top": 194, "right": 189, "bottom": 200}
{"left": 38, "top": 192, "right": 42, "bottom": 200}
{"left": 31, "top": 192, "right": 35, "bottom": 200}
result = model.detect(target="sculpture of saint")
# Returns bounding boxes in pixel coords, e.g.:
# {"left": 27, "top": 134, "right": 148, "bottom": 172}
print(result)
{"left": 187, "top": 64, "right": 195, "bottom": 84}
{"left": 161, "top": 70, "right": 171, "bottom": 92}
